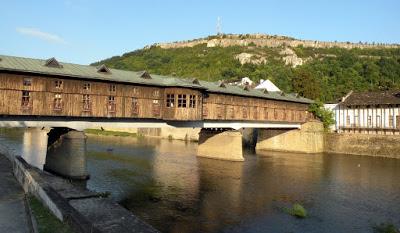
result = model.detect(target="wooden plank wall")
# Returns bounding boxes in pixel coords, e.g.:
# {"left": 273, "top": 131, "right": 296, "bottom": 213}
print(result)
{"left": 202, "top": 93, "right": 309, "bottom": 123}
{"left": 0, "top": 73, "right": 310, "bottom": 123}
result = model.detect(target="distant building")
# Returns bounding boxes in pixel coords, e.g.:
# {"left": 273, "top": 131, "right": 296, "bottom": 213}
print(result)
{"left": 327, "top": 90, "right": 400, "bottom": 134}
{"left": 255, "top": 79, "right": 281, "bottom": 92}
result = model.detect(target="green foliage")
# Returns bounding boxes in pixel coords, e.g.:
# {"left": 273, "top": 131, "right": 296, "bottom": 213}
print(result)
{"left": 28, "top": 195, "right": 76, "bottom": 233}
{"left": 93, "top": 43, "right": 400, "bottom": 102}
{"left": 309, "top": 101, "right": 335, "bottom": 130}
{"left": 373, "top": 222, "right": 399, "bottom": 233}
{"left": 285, "top": 203, "right": 308, "bottom": 218}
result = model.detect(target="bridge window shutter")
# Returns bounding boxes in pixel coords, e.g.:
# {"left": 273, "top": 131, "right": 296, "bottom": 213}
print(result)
{"left": 107, "top": 96, "right": 116, "bottom": 116}
{"left": 82, "top": 94, "right": 91, "bottom": 112}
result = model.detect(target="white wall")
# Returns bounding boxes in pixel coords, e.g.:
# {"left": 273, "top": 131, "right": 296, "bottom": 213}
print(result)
{"left": 333, "top": 105, "right": 400, "bottom": 131}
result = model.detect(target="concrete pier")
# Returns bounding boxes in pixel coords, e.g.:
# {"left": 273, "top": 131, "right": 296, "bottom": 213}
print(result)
{"left": 45, "top": 130, "right": 89, "bottom": 180}
{"left": 256, "top": 121, "right": 324, "bottom": 153}
{"left": 197, "top": 129, "right": 244, "bottom": 161}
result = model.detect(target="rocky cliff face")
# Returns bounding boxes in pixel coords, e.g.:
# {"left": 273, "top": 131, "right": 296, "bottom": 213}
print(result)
{"left": 151, "top": 33, "right": 399, "bottom": 50}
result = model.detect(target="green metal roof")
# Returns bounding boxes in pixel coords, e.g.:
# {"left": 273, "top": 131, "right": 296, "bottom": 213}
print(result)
{"left": 0, "top": 54, "right": 313, "bottom": 104}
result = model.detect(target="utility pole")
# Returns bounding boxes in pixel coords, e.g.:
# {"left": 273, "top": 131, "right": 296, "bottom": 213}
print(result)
{"left": 216, "top": 16, "right": 222, "bottom": 35}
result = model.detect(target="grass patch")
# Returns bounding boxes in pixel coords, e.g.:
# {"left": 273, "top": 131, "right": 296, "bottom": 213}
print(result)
{"left": 84, "top": 129, "right": 140, "bottom": 137}
{"left": 28, "top": 195, "right": 76, "bottom": 233}
{"left": 373, "top": 222, "right": 399, "bottom": 233}
{"left": 284, "top": 203, "right": 308, "bottom": 218}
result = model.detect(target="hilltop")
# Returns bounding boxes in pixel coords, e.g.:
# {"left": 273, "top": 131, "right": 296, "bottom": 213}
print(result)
{"left": 93, "top": 34, "right": 400, "bottom": 102}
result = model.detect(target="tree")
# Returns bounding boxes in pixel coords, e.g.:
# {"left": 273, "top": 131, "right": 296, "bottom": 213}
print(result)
{"left": 292, "top": 69, "right": 321, "bottom": 100}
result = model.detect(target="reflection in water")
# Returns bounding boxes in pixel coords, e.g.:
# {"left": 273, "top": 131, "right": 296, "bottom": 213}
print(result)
{"left": 84, "top": 135, "right": 400, "bottom": 233}
{"left": 0, "top": 129, "right": 399, "bottom": 233}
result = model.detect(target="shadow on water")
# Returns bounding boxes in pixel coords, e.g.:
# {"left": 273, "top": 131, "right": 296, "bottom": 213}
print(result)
{"left": 0, "top": 129, "right": 399, "bottom": 233}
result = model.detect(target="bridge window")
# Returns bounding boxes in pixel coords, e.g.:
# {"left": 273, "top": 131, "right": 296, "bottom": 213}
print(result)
{"left": 109, "top": 84, "right": 116, "bottom": 92}
{"left": 346, "top": 115, "right": 350, "bottom": 126}
{"left": 107, "top": 96, "right": 116, "bottom": 115}
{"left": 264, "top": 107, "right": 268, "bottom": 119}
{"left": 274, "top": 109, "right": 278, "bottom": 120}
{"left": 132, "top": 97, "right": 139, "bottom": 116}
{"left": 23, "top": 78, "right": 32, "bottom": 87}
{"left": 178, "top": 94, "right": 187, "bottom": 108}
{"left": 83, "top": 83, "right": 91, "bottom": 91}
{"left": 389, "top": 115, "right": 394, "bottom": 127}
{"left": 152, "top": 99, "right": 161, "bottom": 117}
{"left": 21, "top": 91, "right": 31, "bottom": 108}
{"left": 217, "top": 106, "right": 223, "bottom": 119}
{"left": 242, "top": 107, "right": 247, "bottom": 119}
{"left": 82, "top": 94, "right": 91, "bottom": 111}
{"left": 133, "top": 87, "right": 139, "bottom": 95}
{"left": 55, "top": 80, "right": 63, "bottom": 89}
{"left": 228, "top": 106, "right": 234, "bottom": 118}
{"left": 203, "top": 106, "right": 208, "bottom": 117}
{"left": 54, "top": 94, "right": 62, "bottom": 111}
{"left": 166, "top": 94, "right": 175, "bottom": 107}
{"left": 367, "top": 116, "right": 372, "bottom": 127}
{"left": 189, "top": 95, "right": 196, "bottom": 108}
{"left": 253, "top": 107, "right": 258, "bottom": 120}
{"left": 153, "top": 90, "right": 160, "bottom": 98}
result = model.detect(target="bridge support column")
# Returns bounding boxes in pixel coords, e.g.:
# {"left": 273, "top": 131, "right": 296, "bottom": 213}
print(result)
{"left": 44, "top": 129, "right": 89, "bottom": 180}
{"left": 256, "top": 121, "right": 324, "bottom": 153}
{"left": 197, "top": 129, "right": 244, "bottom": 161}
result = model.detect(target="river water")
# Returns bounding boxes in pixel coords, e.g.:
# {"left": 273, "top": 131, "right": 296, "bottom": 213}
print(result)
{"left": 1, "top": 128, "right": 400, "bottom": 233}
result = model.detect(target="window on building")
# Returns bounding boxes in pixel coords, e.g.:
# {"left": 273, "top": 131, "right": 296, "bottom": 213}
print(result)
{"left": 189, "top": 95, "right": 196, "bottom": 108}
{"left": 153, "top": 90, "right": 160, "bottom": 98}
{"left": 264, "top": 107, "right": 268, "bottom": 120}
{"left": 177, "top": 94, "right": 187, "bottom": 108}
{"left": 367, "top": 116, "right": 372, "bottom": 127}
{"left": 389, "top": 115, "right": 394, "bottom": 127}
{"left": 23, "top": 78, "right": 32, "bottom": 87}
{"left": 202, "top": 106, "right": 208, "bottom": 117}
{"left": 291, "top": 111, "right": 295, "bottom": 121}
{"left": 354, "top": 116, "right": 359, "bottom": 127}
{"left": 228, "top": 106, "right": 235, "bottom": 118}
{"left": 83, "top": 83, "right": 91, "bottom": 91}
{"left": 82, "top": 94, "right": 91, "bottom": 111}
{"left": 21, "top": 91, "right": 31, "bottom": 108}
{"left": 107, "top": 96, "right": 116, "bottom": 113}
{"left": 54, "top": 94, "right": 62, "bottom": 110}
{"left": 274, "top": 109, "right": 278, "bottom": 120}
{"left": 109, "top": 84, "right": 116, "bottom": 92}
{"left": 346, "top": 115, "right": 350, "bottom": 126}
{"left": 132, "top": 97, "right": 139, "bottom": 116}
{"left": 217, "top": 106, "right": 223, "bottom": 119}
{"left": 166, "top": 94, "right": 175, "bottom": 108}
{"left": 133, "top": 87, "right": 139, "bottom": 95}
{"left": 55, "top": 80, "right": 63, "bottom": 89}
{"left": 242, "top": 107, "right": 247, "bottom": 119}
{"left": 376, "top": 115, "right": 381, "bottom": 128}
{"left": 152, "top": 99, "right": 160, "bottom": 117}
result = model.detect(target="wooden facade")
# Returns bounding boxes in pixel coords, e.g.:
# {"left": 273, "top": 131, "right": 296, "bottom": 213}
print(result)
{"left": 0, "top": 72, "right": 310, "bottom": 123}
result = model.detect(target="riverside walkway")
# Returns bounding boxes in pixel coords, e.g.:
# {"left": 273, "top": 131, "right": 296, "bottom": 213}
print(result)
{"left": 0, "top": 154, "right": 32, "bottom": 233}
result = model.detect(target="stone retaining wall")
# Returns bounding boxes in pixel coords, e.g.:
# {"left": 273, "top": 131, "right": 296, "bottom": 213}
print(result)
{"left": 325, "top": 133, "right": 400, "bottom": 159}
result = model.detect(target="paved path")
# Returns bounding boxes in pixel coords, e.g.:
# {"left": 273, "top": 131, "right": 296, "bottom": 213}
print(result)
{"left": 0, "top": 154, "right": 32, "bottom": 233}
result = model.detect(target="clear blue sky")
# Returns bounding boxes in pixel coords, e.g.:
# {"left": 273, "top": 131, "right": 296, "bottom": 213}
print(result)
{"left": 0, "top": 0, "right": 399, "bottom": 65}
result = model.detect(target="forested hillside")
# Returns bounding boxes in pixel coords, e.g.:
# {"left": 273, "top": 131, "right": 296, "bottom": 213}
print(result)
{"left": 93, "top": 38, "right": 400, "bottom": 102}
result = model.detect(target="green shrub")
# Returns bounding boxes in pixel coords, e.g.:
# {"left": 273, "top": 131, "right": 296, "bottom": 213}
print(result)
{"left": 309, "top": 101, "right": 335, "bottom": 130}
{"left": 285, "top": 203, "right": 308, "bottom": 218}
{"left": 373, "top": 222, "right": 399, "bottom": 233}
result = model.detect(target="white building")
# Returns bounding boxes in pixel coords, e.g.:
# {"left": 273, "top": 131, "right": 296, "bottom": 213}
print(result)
{"left": 255, "top": 79, "right": 281, "bottom": 92}
{"left": 326, "top": 90, "right": 400, "bottom": 134}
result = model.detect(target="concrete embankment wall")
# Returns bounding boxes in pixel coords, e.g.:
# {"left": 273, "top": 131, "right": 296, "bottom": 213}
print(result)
{"left": 102, "top": 127, "right": 201, "bottom": 141}
{"left": 256, "top": 121, "right": 324, "bottom": 153}
{"left": 325, "top": 133, "right": 400, "bottom": 159}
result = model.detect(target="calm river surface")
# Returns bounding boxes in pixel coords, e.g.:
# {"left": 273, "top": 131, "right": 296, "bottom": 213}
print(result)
{"left": 1, "top": 128, "right": 400, "bottom": 233}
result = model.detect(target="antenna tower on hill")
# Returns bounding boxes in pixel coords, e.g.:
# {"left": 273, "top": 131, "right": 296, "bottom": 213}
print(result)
{"left": 216, "top": 16, "right": 222, "bottom": 35}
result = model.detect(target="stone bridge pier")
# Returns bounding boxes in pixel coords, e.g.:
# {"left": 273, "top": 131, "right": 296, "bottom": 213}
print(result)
{"left": 197, "top": 128, "right": 244, "bottom": 161}
{"left": 44, "top": 128, "right": 89, "bottom": 180}
{"left": 18, "top": 127, "right": 89, "bottom": 180}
